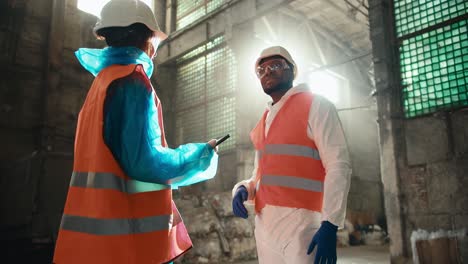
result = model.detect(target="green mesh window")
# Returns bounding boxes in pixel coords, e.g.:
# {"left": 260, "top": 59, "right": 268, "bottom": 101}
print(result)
{"left": 175, "top": 36, "right": 237, "bottom": 151}
{"left": 176, "top": 0, "right": 226, "bottom": 30}
{"left": 400, "top": 20, "right": 468, "bottom": 118}
{"left": 394, "top": 0, "right": 467, "bottom": 37}
{"left": 394, "top": 0, "right": 468, "bottom": 118}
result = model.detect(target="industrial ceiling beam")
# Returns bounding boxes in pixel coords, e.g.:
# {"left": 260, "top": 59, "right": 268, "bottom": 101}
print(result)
{"left": 305, "top": 22, "right": 327, "bottom": 65}
{"left": 279, "top": 7, "right": 359, "bottom": 58}
{"left": 321, "top": 0, "right": 368, "bottom": 27}
{"left": 261, "top": 16, "right": 278, "bottom": 41}
{"left": 343, "top": 0, "right": 369, "bottom": 18}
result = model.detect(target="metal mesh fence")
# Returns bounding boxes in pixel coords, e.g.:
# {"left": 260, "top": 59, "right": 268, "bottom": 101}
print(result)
{"left": 400, "top": 20, "right": 468, "bottom": 117}
{"left": 176, "top": 0, "right": 226, "bottom": 30}
{"left": 394, "top": 0, "right": 467, "bottom": 37}
{"left": 393, "top": 0, "right": 468, "bottom": 118}
{"left": 176, "top": 56, "right": 206, "bottom": 109}
{"left": 175, "top": 36, "right": 237, "bottom": 151}
{"left": 175, "top": 106, "right": 205, "bottom": 144}
{"left": 207, "top": 97, "right": 236, "bottom": 151}
{"left": 206, "top": 47, "right": 237, "bottom": 100}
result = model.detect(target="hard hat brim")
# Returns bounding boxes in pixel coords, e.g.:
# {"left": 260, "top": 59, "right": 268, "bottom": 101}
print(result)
{"left": 93, "top": 22, "right": 168, "bottom": 41}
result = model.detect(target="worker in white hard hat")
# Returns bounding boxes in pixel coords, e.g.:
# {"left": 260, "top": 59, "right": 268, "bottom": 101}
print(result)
{"left": 54, "top": 1, "right": 218, "bottom": 263}
{"left": 231, "top": 46, "right": 351, "bottom": 264}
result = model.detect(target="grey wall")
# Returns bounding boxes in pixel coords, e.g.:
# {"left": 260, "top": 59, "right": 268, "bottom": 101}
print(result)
{"left": 1, "top": 0, "right": 101, "bottom": 262}
{"left": 369, "top": 0, "right": 468, "bottom": 262}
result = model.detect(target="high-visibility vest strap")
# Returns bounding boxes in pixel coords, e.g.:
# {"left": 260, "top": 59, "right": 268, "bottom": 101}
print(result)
{"left": 255, "top": 174, "right": 324, "bottom": 212}
{"left": 60, "top": 214, "right": 173, "bottom": 235}
{"left": 70, "top": 171, "right": 170, "bottom": 194}
{"left": 261, "top": 144, "right": 321, "bottom": 160}
{"left": 259, "top": 143, "right": 325, "bottom": 180}
{"left": 64, "top": 171, "right": 173, "bottom": 219}
{"left": 261, "top": 156, "right": 324, "bottom": 180}
{"left": 260, "top": 175, "right": 323, "bottom": 193}
{"left": 255, "top": 183, "right": 324, "bottom": 213}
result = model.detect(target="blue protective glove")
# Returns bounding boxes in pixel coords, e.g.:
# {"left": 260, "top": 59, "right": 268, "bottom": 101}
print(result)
{"left": 232, "top": 186, "right": 248, "bottom": 218}
{"left": 307, "top": 221, "right": 338, "bottom": 264}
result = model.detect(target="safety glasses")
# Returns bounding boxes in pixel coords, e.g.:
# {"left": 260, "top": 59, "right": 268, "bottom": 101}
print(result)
{"left": 255, "top": 59, "right": 290, "bottom": 78}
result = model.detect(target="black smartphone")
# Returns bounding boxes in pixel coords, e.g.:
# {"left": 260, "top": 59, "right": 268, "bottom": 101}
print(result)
{"left": 215, "top": 134, "right": 230, "bottom": 146}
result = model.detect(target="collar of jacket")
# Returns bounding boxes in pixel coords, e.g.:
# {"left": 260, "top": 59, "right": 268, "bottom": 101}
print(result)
{"left": 266, "top": 83, "right": 310, "bottom": 110}
{"left": 75, "top": 46, "right": 154, "bottom": 78}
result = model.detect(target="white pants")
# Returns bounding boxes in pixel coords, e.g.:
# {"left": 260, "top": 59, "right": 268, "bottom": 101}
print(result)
{"left": 254, "top": 207, "right": 320, "bottom": 264}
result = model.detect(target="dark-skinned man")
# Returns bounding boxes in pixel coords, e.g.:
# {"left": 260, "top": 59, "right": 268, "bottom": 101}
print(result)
{"left": 232, "top": 46, "right": 351, "bottom": 264}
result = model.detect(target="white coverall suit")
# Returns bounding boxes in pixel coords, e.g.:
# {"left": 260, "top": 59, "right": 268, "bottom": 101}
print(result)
{"left": 232, "top": 83, "right": 352, "bottom": 264}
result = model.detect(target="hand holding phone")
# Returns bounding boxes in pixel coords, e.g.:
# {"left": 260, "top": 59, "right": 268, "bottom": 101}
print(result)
{"left": 215, "top": 134, "right": 230, "bottom": 146}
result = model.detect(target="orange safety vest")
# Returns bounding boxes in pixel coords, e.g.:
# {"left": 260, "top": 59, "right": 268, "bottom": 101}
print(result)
{"left": 53, "top": 64, "right": 192, "bottom": 264}
{"left": 250, "top": 92, "right": 326, "bottom": 214}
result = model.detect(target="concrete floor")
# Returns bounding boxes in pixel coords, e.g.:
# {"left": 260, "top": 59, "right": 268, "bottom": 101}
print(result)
{"left": 338, "top": 245, "right": 390, "bottom": 264}
{"left": 236, "top": 245, "right": 390, "bottom": 264}
{"left": 5, "top": 241, "right": 389, "bottom": 264}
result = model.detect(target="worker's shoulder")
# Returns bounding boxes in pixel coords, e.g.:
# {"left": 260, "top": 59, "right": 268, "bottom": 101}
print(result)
{"left": 293, "top": 91, "right": 332, "bottom": 105}
{"left": 308, "top": 93, "right": 337, "bottom": 111}
{"left": 110, "top": 64, "right": 152, "bottom": 92}
{"left": 126, "top": 64, "right": 151, "bottom": 86}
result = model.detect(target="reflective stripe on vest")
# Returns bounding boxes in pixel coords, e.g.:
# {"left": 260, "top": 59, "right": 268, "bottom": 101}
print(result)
{"left": 257, "top": 144, "right": 323, "bottom": 193}
{"left": 64, "top": 171, "right": 175, "bottom": 235}
{"left": 70, "top": 171, "right": 170, "bottom": 194}
{"left": 60, "top": 214, "right": 172, "bottom": 235}
{"left": 261, "top": 144, "right": 321, "bottom": 160}
{"left": 261, "top": 175, "right": 323, "bottom": 192}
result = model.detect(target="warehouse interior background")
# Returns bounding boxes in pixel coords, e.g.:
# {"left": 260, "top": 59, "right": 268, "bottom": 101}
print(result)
{"left": 0, "top": 0, "right": 467, "bottom": 263}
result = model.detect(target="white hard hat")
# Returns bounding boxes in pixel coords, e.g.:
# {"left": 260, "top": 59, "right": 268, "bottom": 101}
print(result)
{"left": 94, "top": 0, "right": 167, "bottom": 41}
{"left": 255, "top": 46, "right": 297, "bottom": 78}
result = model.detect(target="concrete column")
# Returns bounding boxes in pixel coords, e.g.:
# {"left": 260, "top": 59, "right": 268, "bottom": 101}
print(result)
{"left": 165, "top": 0, "right": 176, "bottom": 34}
{"left": 368, "top": 0, "right": 408, "bottom": 262}
{"left": 153, "top": 0, "right": 167, "bottom": 34}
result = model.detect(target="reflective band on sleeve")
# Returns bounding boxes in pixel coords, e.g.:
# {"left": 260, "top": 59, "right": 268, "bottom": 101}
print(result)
{"left": 264, "top": 144, "right": 321, "bottom": 160}
{"left": 60, "top": 214, "right": 172, "bottom": 235}
{"left": 261, "top": 175, "right": 323, "bottom": 192}
{"left": 70, "top": 172, "right": 170, "bottom": 194}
